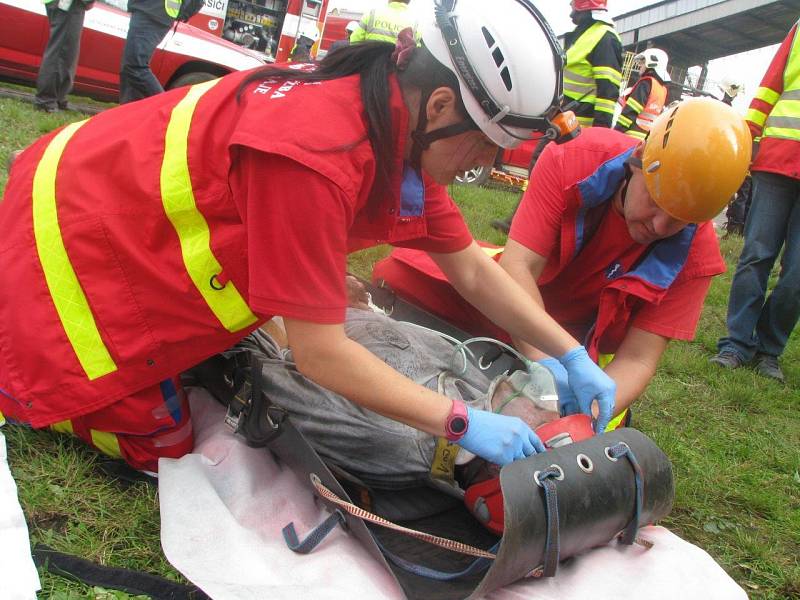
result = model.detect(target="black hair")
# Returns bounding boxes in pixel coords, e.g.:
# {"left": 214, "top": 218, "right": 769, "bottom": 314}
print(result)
{"left": 237, "top": 41, "right": 469, "bottom": 215}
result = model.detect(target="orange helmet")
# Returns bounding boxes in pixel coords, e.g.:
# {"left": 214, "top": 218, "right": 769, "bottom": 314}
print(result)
{"left": 640, "top": 97, "right": 751, "bottom": 223}
{"left": 571, "top": 0, "right": 608, "bottom": 10}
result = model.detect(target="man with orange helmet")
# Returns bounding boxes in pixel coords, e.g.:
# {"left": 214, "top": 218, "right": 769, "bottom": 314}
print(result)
{"left": 564, "top": 0, "right": 623, "bottom": 128}
{"left": 500, "top": 98, "right": 751, "bottom": 427}
{"left": 614, "top": 48, "right": 670, "bottom": 140}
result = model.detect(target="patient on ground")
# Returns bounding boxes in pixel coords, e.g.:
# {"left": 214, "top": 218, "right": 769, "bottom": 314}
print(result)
{"left": 234, "top": 277, "right": 559, "bottom": 491}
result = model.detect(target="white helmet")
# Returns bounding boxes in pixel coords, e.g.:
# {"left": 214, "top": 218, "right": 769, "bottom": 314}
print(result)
{"left": 718, "top": 75, "right": 743, "bottom": 98}
{"left": 419, "top": 0, "right": 564, "bottom": 148}
{"left": 345, "top": 20, "right": 359, "bottom": 34}
{"left": 634, "top": 48, "right": 670, "bottom": 81}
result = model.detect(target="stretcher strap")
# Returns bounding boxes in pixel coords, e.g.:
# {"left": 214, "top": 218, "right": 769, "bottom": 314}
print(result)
{"left": 309, "top": 475, "right": 497, "bottom": 560}
{"left": 536, "top": 466, "right": 563, "bottom": 577}
{"left": 376, "top": 539, "right": 497, "bottom": 581}
{"left": 608, "top": 442, "right": 644, "bottom": 545}
{"left": 282, "top": 510, "right": 347, "bottom": 554}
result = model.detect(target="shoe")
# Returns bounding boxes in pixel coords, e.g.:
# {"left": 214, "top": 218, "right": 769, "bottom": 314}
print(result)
{"left": 34, "top": 103, "right": 57, "bottom": 113}
{"left": 709, "top": 350, "right": 746, "bottom": 369}
{"left": 491, "top": 218, "right": 511, "bottom": 234}
{"left": 752, "top": 353, "right": 785, "bottom": 383}
{"left": 57, "top": 101, "right": 71, "bottom": 111}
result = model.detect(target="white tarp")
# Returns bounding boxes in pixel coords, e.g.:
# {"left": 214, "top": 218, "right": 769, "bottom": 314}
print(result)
{"left": 0, "top": 429, "right": 41, "bottom": 600}
{"left": 159, "top": 389, "right": 747, "bottom": 600}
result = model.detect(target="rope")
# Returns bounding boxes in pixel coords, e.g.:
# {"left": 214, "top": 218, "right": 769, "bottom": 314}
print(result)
{"left": 311, "top": 475, "right": 497, "bottom": 560}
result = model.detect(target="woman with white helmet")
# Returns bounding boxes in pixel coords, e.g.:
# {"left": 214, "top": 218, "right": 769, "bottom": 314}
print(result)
{"left": 0, "top": 0, "right": 615, "bottom": 472}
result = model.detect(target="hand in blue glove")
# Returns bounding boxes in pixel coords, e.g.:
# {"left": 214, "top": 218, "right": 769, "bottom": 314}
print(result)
{"left": 458, "top": 407, "right": 546, "bottom": 467}
{"left": 557, "top": 346, "right": 616, "bottom": 434}
{"left": 535, "top": 357, "right": 579, "bottom": 417}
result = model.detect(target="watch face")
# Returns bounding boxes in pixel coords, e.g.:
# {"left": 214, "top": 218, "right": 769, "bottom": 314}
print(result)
{"left": 450, "top": 416, "right": 468, "bottom": 435}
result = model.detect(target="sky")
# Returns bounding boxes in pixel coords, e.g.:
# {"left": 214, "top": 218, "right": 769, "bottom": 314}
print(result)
{"left": 327, "top": 0, "right": 781, "bottom": 113}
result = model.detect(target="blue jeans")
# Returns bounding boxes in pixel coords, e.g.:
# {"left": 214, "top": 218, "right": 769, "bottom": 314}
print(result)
{"left": 717, "top": 171, "right": 800, "bottom": 360}
{"left": 119, "top": 10, "right": 171, "bottom": 104}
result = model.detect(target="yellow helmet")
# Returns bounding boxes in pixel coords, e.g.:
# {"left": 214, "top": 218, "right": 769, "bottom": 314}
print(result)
{"left": 641, "top": 97, "right": 751, "bottom": 222}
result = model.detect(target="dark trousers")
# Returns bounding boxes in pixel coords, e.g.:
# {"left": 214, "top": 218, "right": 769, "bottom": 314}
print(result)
{"left": 119, "top": 10, "right": 171, "bottom": 104}
{"left": 35, "top": 1, "right": 87, "bottom": 110}
{"left": 718, "top": 171, "right": 800, "bottom": 360}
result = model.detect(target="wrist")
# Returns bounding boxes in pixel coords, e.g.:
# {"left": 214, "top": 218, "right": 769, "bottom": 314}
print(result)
{"left": 558, "top": 345, "right": 586, "bottom": 364}
{"left": 444, "top": 399, "right": 470, "bottom": 442}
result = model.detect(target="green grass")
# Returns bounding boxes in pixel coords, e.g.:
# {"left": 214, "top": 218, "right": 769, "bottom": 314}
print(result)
{"left": 1, "top": 90, "right": 799, "bottom": 599}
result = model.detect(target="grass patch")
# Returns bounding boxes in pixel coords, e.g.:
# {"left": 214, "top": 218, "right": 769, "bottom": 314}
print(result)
{"left": 1, "top": 88, "right": 798, "bottom": 599}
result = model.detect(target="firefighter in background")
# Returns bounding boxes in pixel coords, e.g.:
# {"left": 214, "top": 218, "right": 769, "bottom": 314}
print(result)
{"left": 719, "top": 76, "right": 744, "bottom": 106}
{"left": 614, "top": 48, "right": 669, "bottom": 141}
{"left": 711, "top": 19, "right": 800, "bottom": 383}
{"left": 564, "top": 0, "right": 623, "bottom": 128}
{"left": 350, "top": 0, "right": 416, "bottom": 44}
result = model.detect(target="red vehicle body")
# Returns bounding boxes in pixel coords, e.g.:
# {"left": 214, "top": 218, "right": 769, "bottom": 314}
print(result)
{"left": 0, "top": 0, "right": 265, "bottom": 101}
{"left": 456, "top": 133, "right": 544, "bottom": 187}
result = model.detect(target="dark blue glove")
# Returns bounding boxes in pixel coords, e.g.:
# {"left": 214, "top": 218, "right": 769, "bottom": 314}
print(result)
{"left": 458, "top": 407, "right": 546, "bottom": 466}
{"left": 535, "top": 357, "right": 579, "bottom": 417}
{"left": 557, "top": 346, "right": 616, "bottom": 434}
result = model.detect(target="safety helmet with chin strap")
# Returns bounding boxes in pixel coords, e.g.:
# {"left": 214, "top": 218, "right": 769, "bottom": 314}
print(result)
{"left": 634, "top": 48, "right": 670, "bottom": 81}
{"left": 414, "top": 0, "right": 567, "bottom": 154}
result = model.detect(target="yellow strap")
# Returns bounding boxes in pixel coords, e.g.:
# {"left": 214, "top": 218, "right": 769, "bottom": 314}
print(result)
{"left": 33, "top": 121, "right": 118, "bottom": 381}
{"left": 161, "top": 79, "right": 258, "bottom": 333}
{"left": 90, "top": 429, "right": 123, "bottom": 458}
{"left": 429, "top": 437, "right": 459, "bottom": 483}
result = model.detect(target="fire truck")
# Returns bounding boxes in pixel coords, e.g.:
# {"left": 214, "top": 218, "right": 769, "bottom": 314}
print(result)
{"left": 189, "top": 0, "right": 348, "bottom": 62}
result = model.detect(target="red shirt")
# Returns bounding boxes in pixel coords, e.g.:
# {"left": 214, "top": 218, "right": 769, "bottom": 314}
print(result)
{"left": 0, "top": 70, "right": 471, "bottom": 426}
{"left": 510, "top": 128, "right": 721, "bottom": 345}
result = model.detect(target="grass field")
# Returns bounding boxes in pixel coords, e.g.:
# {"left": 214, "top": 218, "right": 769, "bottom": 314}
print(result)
{"left": 0, "top": 94, "right": 798, "bottom": 600}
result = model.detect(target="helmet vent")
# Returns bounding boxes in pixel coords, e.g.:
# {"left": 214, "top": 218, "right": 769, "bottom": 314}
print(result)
{"left": 481, "top": 27, "right": 495, "bottom": 47}
{"left": 492, "top": 47, "right": 504, "bottom": 67}
{"left": 500, "top": 67, "right": 512, "bottom": 91}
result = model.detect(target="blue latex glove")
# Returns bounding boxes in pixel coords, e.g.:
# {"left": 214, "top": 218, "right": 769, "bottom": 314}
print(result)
{"left": 557, "top": 346, "right": 616, "bottom": 434}
{"left": 535, "top": 357, "right": 579, "bottom": 417}
{"left": 458, "top": 406, "right": 546, "bottom": 466}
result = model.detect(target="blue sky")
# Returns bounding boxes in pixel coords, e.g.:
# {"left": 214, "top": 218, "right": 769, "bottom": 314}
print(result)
{"left": 328, "top": 0, "right": 782, "bottom": 113}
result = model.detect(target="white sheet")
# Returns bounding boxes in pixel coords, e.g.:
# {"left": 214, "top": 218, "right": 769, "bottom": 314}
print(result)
{"left": 159, "top": 389, "right": 747, "bottom": 600}
{"left": 0, "top": 429, "right": 41, "bottom": 600}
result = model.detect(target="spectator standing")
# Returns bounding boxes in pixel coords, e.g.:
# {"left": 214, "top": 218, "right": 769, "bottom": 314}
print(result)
{"left": 349, "top": 0, "right": 416, "bottom": 44}
{"left": 120, "top": 0, "right": 202, "bottom": 104}
{"left": 710, "top": 20, "right": 800, "bottom": 382}
{"left": 35, "top": 0, "right": 94, "bottom": 112}
{"left": 563, "top": 0, "right": 623, "bottom": 128}
{"left": 614, "top": 48, "right": 669, "bottom": 141}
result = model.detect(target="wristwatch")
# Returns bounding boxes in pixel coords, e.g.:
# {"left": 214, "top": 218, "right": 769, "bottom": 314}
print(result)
{"left": 444, "top": 399, "right": 469, "bottom": 442}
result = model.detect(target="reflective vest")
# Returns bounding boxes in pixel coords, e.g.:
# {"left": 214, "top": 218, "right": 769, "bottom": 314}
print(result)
{"left": 0, "top": 71, "right": 425, "bottom": 427}
{"left": 564, "top": 22, "right": 622, "bottom": 126}
{"left": 165, "top": 0, "right": 180, "bottom": 18}
{"left": 350, "top": 2, "right": 416, "bottom": 44}
{"left": 616, "top": 75, "right": 668, "bottom": 140}
{"left": 747, "top": 24, "right": 800, "bottom": 143}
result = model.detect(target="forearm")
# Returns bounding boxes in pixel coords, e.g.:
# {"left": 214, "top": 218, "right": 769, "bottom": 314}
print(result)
{"left": 285, "top": 320, "right": 451, "bottom": 436}
{"left": 432, "top": 243, "right": 577, "bottom": 359}
{"left": 498, "top": 250, "right": 550, "bottom": 361}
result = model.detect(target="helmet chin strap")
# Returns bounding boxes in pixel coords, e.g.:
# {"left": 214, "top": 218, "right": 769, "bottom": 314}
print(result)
{"left": 410, "top": 89, "right": 479, "bottom": 173}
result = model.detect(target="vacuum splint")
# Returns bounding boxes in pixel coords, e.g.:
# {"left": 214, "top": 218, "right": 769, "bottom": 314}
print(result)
{"left": 188, "top": 281, "right": 675, "bottom": 600}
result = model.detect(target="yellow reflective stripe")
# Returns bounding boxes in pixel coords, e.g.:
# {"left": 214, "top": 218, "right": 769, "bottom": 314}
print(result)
{"left": 164, "top": 0, "right": 180, "bottom": 18}
{"left": 33, "top": 121, "right": 118, "bottom": 381}
{"left": 625, "top": 130, "right": 648, "bottom": 141}
{"left": 617, "top": 114, "right": 633, "bottom": 128}
{"left": 577, "top": 116, "right": 594, "bottom": 127}
{"left": 90, "top": 429, "right": 122, "bottom": 458}
{"left": 626, "top": 97, "right": 644, "bottom": 113}
{"left": 762, "top": 125, "right": 800, "bottom": 140}
{"left": 593, "top": 66, "right": 622, "bottom": 85}
{"left": 746, "top": 107, "right": 768, "bottom": 127}
{"left": 564, "top": 69, "right": 594, "bottom": 84}
{"left": 755, "top": 86, "right": 780, "bottom": 105}
{"left": 595, "top": 100, "right": 617, "bottom": 115}
{"left": 161, "top": 79, "right": 258, "bottom": 333}
{"left": 605, "top": 409, "right": 628, "bottom": 431}
{"left": 0, "top": 410, "right": 4, "bottom": 426}
{"left": 50, "top": 419, "right": 74, "bottom": 434}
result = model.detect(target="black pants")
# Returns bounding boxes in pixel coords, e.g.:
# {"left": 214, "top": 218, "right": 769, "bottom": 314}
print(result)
{"left": 119, "top": 10, "right": 172, "bottom": 104}
{"left": 35, "top": 1, "right": 87, "bottom": 110}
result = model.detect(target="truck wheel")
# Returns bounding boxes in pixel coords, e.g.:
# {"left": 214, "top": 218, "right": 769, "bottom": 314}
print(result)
{"left": 168, "top": 71, "right": 219, "bottom": 90}
{"left": 455, "top": 165, "right": 490, "bottom": 186}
